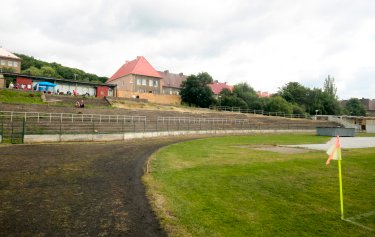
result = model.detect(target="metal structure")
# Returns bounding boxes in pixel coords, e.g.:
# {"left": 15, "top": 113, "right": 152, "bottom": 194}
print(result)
{"left": 209, "top": 105, "right": 308, "bottom": 119}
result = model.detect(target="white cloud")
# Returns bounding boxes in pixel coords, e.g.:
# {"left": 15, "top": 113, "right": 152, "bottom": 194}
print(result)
{"left": 1, "top": 0, "right": 374, "bottom": 99}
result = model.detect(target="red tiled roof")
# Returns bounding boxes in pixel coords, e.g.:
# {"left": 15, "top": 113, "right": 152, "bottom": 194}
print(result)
{"left": 107, "top": 56, "right": 161, "bottom": 82}
{"left": 208, "top": 82, "right": 233, "bottom": 95}
{"left": 257, "top": 91, "right": 271, "bottom": 98}
{"left": 158, "top": 70, "right": 186, "bottom": 88}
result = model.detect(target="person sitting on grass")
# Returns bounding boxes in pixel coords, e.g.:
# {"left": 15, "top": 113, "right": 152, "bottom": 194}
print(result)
{"left": 80, "top": 100, "right": 85, "bottom": 108}
{"left": 75, "top": 101, "right": 80, "bottom": 108}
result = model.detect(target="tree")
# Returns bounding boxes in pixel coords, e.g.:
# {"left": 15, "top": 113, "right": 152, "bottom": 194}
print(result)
{"left": 323, "top": 75, "right": 337, "bottom": 99}
{"left": 265, "top": 96, "right": 293, "bottom": 114}
{"left": 233, "top": 82, "right": 259, "bottom": 109}
{"left": 22, "top": 66, "right": 42, "bottom": 76}
{"left": 278, "top": 82, "right": 309, "bottom": 105}
{"left": 40, "top": 66, "right": 59, "bottom": 77}
{"left": 345, "top": 98, "right": 367, "bottom": 116}
{"left": 180, "top": 72, "right": 215, "bottom": 108}
{"left": 15, "top": 53, "right": 108, "bottom": 82}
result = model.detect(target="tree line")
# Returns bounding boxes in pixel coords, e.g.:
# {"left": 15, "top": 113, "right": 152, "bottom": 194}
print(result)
{"left": 14, "top": 53, "right": 108, "bottom": 83}
{"left": 180, "top": 73, "right": 367, "bottom": 116}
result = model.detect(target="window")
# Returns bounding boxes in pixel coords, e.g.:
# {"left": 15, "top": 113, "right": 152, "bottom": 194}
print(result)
{"left": 142, "top": 79, "right": 146, "bottom": 85}
{"left": 149, "top": 80, "right": 153, "bottom": 87}
{"left": 8, "top": 61, "right": 13, "bottom": 67}
{"left": 136, "top": 79, "right": 141, "bottom": 85}
{"left": 153, "top": 80, "right": 159, "bottom": 87}
{"left": 13, "top": 61, "right": 18, "bottom": 67}
{"left": 1, "top": 60, "right": 5, "bottom": 65}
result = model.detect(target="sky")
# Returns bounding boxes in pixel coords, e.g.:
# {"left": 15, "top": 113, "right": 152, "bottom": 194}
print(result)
{"left": 1, "top": 0, "right": 374, "bottom": 99}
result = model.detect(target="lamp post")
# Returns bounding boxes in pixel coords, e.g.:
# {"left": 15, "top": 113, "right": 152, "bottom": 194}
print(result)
{"left": 315, "top": 110, "right": 319, "bottom": 120}
{"left": 74, "top": 74, "right": 78, "bottom": 95}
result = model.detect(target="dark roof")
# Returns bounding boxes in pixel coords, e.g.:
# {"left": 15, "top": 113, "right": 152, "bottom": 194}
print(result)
{"left": 2, "top": 72, "right": 116, "bottom": 87}
{"left": 158, "top": 70, "right": 186, "bottom": 89}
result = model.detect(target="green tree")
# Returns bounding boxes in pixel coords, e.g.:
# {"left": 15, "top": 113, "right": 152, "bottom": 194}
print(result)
{"left": 15, "top": 53, "right": 108, "bottom": 82}
{"left": 266, "top": 96, "right": 293, "bottom": 114}
{"left": 278, "top": 82, "right": 309, "bottom": 105}
{"left": 22, "top": 66, "right": 42, "bottom": 76}
{"left": 180, "top": 72, "right": 215, "bottom": 108}
{"left": 40, "top": 66, "right": 59, "bottom": 77}
{"left": 233, "top": 82, "right": 259, "bottom": 109}
{"left": 345, "top": 98, "right": 367, "bottom": 116}
{"left": 323, "top": 75, "right": 337, "bottom": 99}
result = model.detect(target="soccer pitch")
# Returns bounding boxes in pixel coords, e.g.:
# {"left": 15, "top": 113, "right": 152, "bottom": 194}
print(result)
{"left": 144, "top": 134, "right": 375, "bottom": 237}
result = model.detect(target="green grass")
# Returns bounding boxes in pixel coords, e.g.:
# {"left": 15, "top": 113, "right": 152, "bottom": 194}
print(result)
{"left": 144, "top": 134, "right": 375, "bottom": 237}
{"left": 0, "top": 89, "right": 43, "bottom": 104}
{"left": 357, "top": 132, "right": 375, "bottom": 137}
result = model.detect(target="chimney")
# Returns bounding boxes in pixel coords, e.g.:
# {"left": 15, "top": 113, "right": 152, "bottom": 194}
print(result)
{"left": 179, "top": 72, "right": 183, "bottom": 76}
{"left": 164, "top": 70, "right": 169, "bottom": 73}
{"left": 125, "top": 60, "right": 129, "bottom": 64}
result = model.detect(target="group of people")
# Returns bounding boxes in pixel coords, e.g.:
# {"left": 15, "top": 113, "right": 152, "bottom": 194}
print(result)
{"left": 75, "top": 100, "right": 85, "bottom": 108}
{"left": 9, "top": 82, "right": 30, "bottom": 90}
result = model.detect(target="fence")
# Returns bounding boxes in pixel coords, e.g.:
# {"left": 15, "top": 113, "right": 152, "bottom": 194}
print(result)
{"left": 209, "top": 106, "right": 308, "bottom": 119}
{"left": 0, "top": 111, "right": 146, "bottom": 123}
{"left": 0, "top": 113, "right": 321, "bottom": 143}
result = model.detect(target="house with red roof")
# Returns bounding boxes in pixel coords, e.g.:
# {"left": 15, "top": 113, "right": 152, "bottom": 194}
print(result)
{"left": 108, "top": 56, "right": 162, "bottom": 95}
{"left": 208, "top": 81, "right": 234, "bottom": 98}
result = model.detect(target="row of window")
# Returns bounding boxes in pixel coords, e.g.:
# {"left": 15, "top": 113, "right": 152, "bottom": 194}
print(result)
{"left": 137, "top": 88, "right": 159, "bottom": 94}
{"left": 0, "top": 59, "right": 18, "bottom": 68}
{"left": 136, "top": 78, "right": 159, "bottom": 87}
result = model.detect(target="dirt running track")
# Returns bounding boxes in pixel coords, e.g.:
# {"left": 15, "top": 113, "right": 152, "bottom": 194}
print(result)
{"left": 0, "top": 136, "right": 200, "bottom": 236}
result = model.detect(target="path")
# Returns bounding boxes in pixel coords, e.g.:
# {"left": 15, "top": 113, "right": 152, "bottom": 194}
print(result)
{"left": 0, "top": 136, "right": 199, "bottom": 236}
{"left": 285, "top": 137, "right": 375, "bottom": 150}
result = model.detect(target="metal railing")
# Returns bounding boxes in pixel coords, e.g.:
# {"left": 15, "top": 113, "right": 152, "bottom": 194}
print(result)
{"left": 157, "top": 117, "right": 248, "bottom": 124}
{"left": 0, "top": 111, "right": 335, "bottom": 143}
{"left": 0, "top": 111, "right": 146, "bottom": 123}
{"left": 209, "top": 106, "right": 308, "bottom": 119}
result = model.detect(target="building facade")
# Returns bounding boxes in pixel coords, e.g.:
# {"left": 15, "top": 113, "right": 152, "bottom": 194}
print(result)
{"left": 108, "top": 56, "right": 162, "bottom": 95}
{"left": 0, "top": 47, "right": 21, "bottom": 73}
{"left": 158, "top": 70, "right": 186, "bottom": 95}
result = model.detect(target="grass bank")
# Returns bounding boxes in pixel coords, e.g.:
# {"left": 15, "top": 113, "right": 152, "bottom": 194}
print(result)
{"left": 144, "top": 134, "right": 375, "bottom": 236}
{"left": 0, "top": 89, "right": 43, "bottom": 104}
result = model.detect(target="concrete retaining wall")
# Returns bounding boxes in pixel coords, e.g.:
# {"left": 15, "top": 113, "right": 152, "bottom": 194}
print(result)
{"left": 23, "top": 129, "right": 315, "bottom": 144}
{"left": 316, "top": 127, "right": 355, "bottom": 137}
{"left": 366, "top": 120, "right": 375, "bottom": 133}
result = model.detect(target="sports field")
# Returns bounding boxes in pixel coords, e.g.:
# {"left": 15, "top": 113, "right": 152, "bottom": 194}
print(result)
{"left": 144, "top": 134, "right": 375, "bottom": 237}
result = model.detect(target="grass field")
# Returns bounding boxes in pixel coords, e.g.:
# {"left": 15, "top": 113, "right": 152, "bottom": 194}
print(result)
{"left": 144, "top": 134, "right": 375, "bottom": 237}
{"left": 0, "top": 89, "right": 43, "bottom": 104}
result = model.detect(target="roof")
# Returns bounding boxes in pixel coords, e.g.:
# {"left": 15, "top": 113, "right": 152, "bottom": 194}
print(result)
{"left": 0, "top": 47, "right": 20, "bottom": 60}
{"left": 3, "top": 72, "right": 116, "bottom": 87}
{"left": 158, "top": 70, "right": 186, "bottom": 88}
{"left": 208, "top": 82, "right": 234, "bottom": 95}
{"left": 257, "top": 91, "right": 272, "bottom": 98}
{"left": 108, "top": 56, "right": 161, "bottom": 82}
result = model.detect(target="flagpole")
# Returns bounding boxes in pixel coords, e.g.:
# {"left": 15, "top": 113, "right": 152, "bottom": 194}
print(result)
{"left": 337, "top": 148, "right": 344, "bottom": 220}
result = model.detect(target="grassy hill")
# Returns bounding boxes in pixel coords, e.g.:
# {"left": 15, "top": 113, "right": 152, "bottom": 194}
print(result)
{"left": 14, "top": 53, "right": 108, "bottom": 83}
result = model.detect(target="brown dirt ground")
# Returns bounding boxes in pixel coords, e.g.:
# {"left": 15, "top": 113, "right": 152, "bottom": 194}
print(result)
{"left": 235, "top": 145, "right": 311, "bottom": 154}
{"left": 0, "top": 136, "right": 203, "bottom": 237}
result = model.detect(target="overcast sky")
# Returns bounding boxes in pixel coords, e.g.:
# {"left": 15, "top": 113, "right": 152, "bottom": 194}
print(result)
{"left": 1, "top": 0, "right": 374, "bottom": 99}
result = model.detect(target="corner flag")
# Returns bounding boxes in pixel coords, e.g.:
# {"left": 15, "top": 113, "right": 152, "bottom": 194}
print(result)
{"left": 326, "top": 136, "right": 341, "bottom": 165}
{"left": 326, "top": 135, "right": 344, "bottom": 220}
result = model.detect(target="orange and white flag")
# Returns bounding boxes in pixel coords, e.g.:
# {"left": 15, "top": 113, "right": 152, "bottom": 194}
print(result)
{"left": 326, "top": 136, "right": 341, "bottom": 165}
